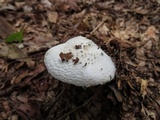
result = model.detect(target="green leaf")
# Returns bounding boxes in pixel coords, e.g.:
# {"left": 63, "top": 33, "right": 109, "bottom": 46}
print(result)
{"left": 5, "top": 31, "right": 23, "bottom": 43}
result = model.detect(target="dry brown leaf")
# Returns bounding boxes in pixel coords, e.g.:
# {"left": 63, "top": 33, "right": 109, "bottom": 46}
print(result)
{"left": 145, "top": 26, "right": 158, "bottom": 39}
{"left": 68, "top": 0, "right": 81, "bottom": 11}
{"left": 0, "top": 4, "right": 15, "bottom": 11}
{"left": 0, "top": 16, "right": 14, "bottom": 39}
{"left": 23, "top": 5, "right": 33, "bottom": 12}
{"left": 136, "top": 77, "right": 148, "bottom": 98}
{"left": 10, "top": 115, "right": 18, "bottom": 120}
{"left": 17, "top": 94, "right": 29, "bottom": 103}
{"left": 47, "top": 11, "right": 58, "bottom": 23}
{"left": 26, "top": 59, "right": 35, "bottom": 69}
{"left": 2, "top": 101, "right": 11, "bottom": 112}
{"left": 98, "top": 24, "right": 109, "bottom": 36}
{"left": 14, "top": 1, "right": 25, "bottom": 9}
{"left": 0, "top": 43, "right": 35, "bottom": 68}
{"left": 29, "top": 92, "right": 45, "bottom": 102}
{"left": 41, "top": 0, "right": 52, "bottom": 8}
{"left": 0, "top": 43, "right": 27, "bottom": 59}
{"left": 109, "top": 85, "right": 123, "bottom": 102}
{"left": 156, "top": 0, "right": 160, "bottom": 3}
{"left": 10, "top": 71, "right": 31, "bottom": 84}
{"left": 16, "top": 103, "right": 32, "bottom": 115}
{"left": 112, "top": 30, "right": 130, "bottom": 40}
{"left": 141, "top": 106, "right": 156, "bottom": 120}
{"left": 140, "top": 79, "right": 148, "bottom": 98}
{"left": 134, "top": 7, "right": 149, "bottom": 14}
{"left": 136, "top": 48, "right": 146, "bottom": 60}
{"left": 72, "top": 9, "right": 86, "bottom": 18}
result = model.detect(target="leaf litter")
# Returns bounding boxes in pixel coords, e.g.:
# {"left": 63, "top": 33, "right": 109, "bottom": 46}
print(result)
{"left": 0, "top": 0, "right": 160, "bottom": 120}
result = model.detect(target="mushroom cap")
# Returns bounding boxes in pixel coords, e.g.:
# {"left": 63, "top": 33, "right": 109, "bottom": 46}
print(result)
{"left": 44, "top": 36, "right": 116, "bottom": 87}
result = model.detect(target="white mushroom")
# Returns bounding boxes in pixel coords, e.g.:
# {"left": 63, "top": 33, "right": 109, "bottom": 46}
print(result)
{"left": 44, "top": 36, "right": 116, "bottom": 87}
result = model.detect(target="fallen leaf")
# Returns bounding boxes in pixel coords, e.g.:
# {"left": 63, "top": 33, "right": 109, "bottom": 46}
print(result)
{"left": 156, "top": 0, "right": 160, "bottom": 3}
{"left": 29, "top": 92, "right": 45, "bottom": 102}
{"left": 145, "top": 26, "right": 158, "bottom": 39}
{"left": 98, "top": 24, "right": 109, "bottom": 36}
{"left": 17, "top": 94, "right": 29, "bottom": 103}
{"left": 141, "top": 105, "right": 156, "bottom": 120}
{"left": 137, "top": 77, "right": 148, "bottom": 98}
{"left": 140, "top": 79, "right": 148, "bottom": 98}
{"left": 16, "top": 103, "right": 33, "bottom": 115}
{"left": 14, "top": 1, "right": 25, "bottom": 9}
{"left": 68, "top": 0, "right": 81, "bottom": 11}
{"left": 0, "top": 43, "right": 27, "bottom": 59}
{"left": 0, "top": 4, "right": 15, "bottom": 11}
{"left": 10, "top": 71, "right": 31, "bottom": 84}
{"left": 41, "top": 0, "right": 52, "bottom": 8}
{"left": 2, "top": 101, "right": 11, "bottom": 112}
{"left": 109, "top": 85, "right": 123, "bottom": 102}
{"left": 47, "top": 11, "right": 58, "bottom": 23}
{"left": 0, "top": 16, "right": 14, "bottom": 39}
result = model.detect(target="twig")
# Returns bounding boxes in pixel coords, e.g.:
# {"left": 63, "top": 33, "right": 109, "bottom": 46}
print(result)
{"left": 90, "top": 18, "right": 107, "bottom": 35}
{"left": 90, "top": 21, "right": 104, "bottom": 35}
{"left": 0, "top": 84, "right": 19, "bottom": 96}
{"left": 57, "top": 96, "right": 93, "bottom": 120}
{"left": 43, "top": 85, "right": 65, "bottom": 111}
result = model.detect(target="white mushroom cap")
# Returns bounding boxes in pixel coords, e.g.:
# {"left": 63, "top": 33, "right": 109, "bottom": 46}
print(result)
{"left": 44, "top": 36, "right": 116, "bottom": 87}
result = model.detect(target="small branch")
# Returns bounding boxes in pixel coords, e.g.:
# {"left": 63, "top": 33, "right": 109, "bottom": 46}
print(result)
{"left": 57, "top": 96, "right": 93, "bottom": 120}
{"left": 90, "top": 18, "right": 107, "bottom": 35}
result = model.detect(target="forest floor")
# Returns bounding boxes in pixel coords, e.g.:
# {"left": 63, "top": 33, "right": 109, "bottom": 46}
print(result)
{"left": 0, "top": 0, "right": 160, "bottom": 120}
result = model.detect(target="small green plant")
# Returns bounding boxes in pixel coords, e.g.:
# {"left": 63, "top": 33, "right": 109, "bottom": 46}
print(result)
{"left": 5, "top": 31, "right": 23, "bottom": 43}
